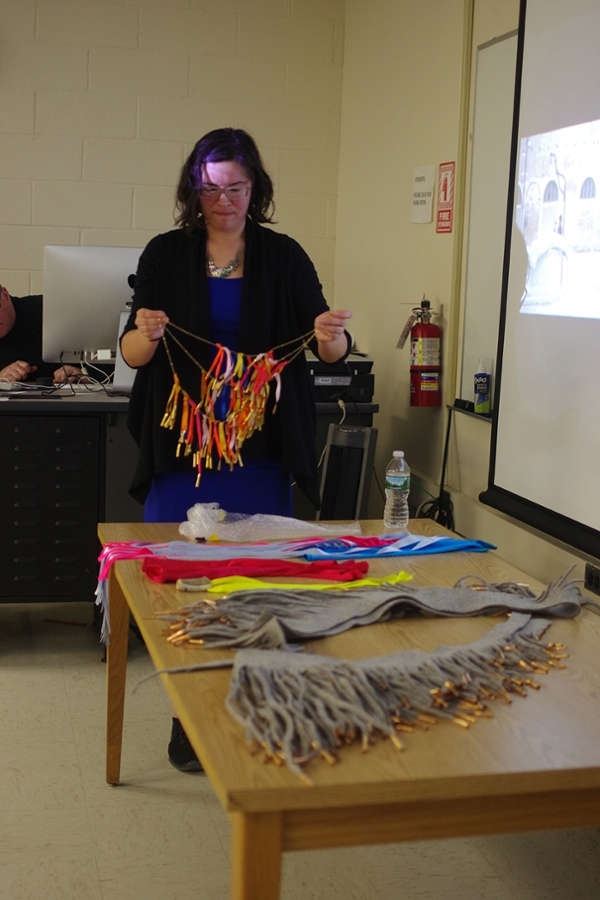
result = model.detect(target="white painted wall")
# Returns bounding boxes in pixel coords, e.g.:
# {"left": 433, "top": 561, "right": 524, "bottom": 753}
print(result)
{"left": 2, "top": 0, "right": 596, "bottom": 584}
{"left": 334, "top": 0, "right": 466, "bottom": 513}
{"left": 0, "top": 0, "right": 344, "bottom": 299}
{"left": 335, "top": 0, "right": 598, "bottom": 586}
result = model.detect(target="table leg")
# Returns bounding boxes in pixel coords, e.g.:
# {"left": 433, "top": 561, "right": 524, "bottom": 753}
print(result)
{"left": 105, "top": 567, "right": 130, "bottom": 785}
{"left": 230, "top": 811, "right": 283, "bottom": 900}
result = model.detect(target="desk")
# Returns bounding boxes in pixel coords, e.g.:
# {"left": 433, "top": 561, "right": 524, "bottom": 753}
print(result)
{"left": 99, "top": 520, "right": 600, "bottom": 900}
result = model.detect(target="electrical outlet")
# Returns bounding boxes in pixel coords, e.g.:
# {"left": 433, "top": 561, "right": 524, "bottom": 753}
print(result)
{"left": 584, "top": 563, "right": 600, "bottom": 596}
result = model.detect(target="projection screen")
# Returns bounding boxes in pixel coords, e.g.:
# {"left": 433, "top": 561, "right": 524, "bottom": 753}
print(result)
{"left": 480, "top": 0, "right": 600, "bottom": 558}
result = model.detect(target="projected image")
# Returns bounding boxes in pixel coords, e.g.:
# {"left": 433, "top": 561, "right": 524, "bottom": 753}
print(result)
{"left": 515, "top": 119, "right": 600, "bottom": 318}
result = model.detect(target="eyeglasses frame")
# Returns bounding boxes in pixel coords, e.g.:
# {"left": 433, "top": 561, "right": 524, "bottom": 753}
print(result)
{"left": 199, "top": 183, "right": 252, "bottom": 202}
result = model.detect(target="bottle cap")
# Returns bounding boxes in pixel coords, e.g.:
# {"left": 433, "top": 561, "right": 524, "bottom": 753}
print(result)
{"left": 477, "top": 357, "right": 485, "bottom": 373}
{"left": 393, "top": 450, "right": 404, "bottom": 458}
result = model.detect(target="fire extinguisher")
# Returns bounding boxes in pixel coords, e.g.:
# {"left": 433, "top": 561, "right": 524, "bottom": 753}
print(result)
{"left": 398, "top": 296, "right": 441, "bottom": 407}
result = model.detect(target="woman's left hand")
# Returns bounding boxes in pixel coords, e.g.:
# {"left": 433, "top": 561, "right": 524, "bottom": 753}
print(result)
{"left": 314, "top": 309, "right": 352, "bottom": 343}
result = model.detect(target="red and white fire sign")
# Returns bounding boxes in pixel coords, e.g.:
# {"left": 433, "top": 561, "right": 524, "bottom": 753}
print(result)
{"left": 436, "top": 161, "right": 455, "bottom": 233}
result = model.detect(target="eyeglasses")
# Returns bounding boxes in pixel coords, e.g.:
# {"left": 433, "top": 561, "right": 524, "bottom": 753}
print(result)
{"left": 199, "top": 183, "right": 252, "bottom": 201}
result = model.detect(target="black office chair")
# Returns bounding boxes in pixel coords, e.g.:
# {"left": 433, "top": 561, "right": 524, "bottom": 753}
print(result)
{"left": 316, "top": 424, "right": 378, "bottom": 520}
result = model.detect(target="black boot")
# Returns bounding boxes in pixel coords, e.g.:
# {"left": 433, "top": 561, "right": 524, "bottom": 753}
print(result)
{"left": 167, "top": 718, "right": 203, "bottom": 772}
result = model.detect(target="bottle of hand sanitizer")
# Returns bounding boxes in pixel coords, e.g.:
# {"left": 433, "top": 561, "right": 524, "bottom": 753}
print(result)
{"left": 474, "top": 358, "right": 491, "bottom": 415}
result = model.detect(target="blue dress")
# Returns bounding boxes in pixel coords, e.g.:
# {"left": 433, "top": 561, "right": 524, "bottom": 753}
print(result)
{"left": 144, "top": 278, "right": 293, "bottom": 523}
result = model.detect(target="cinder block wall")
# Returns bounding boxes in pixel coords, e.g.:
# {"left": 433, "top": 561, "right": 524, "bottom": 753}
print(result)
{"left": 0, "top": 0, "right": 344, "bottom": 298}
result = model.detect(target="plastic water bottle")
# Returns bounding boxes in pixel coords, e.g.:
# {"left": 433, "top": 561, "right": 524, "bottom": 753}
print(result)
{"left": 383, "top": 451, "right": 410, "bottom": 529}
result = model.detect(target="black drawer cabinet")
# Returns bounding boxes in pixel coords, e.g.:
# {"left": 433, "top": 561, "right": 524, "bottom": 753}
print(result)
{"left": 0, "top": 395, "right": 145, "bottom": 604}
{"left": 0, "top": 414, "right": 102, "bottom": 601}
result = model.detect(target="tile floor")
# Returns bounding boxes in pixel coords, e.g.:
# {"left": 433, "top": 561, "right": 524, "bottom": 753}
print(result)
{"left": 1, "top": 601, "right": 599, "bottom": 900}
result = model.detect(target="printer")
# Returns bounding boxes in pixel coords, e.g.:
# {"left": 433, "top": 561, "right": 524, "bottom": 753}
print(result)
{"left": 306, "top": 352, "right": 375, "bottom": 403}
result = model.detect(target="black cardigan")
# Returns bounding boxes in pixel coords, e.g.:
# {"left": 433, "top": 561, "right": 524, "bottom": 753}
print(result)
{"left": 123, "top": 219, "right": 347, "bottom": 507}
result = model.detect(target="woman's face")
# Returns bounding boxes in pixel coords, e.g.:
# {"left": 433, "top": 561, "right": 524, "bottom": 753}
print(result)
{"left": 199, "top": 160, "right": 252, "bottom": 235}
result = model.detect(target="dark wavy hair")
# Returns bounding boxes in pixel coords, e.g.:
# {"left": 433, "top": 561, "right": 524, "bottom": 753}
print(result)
{"left": 175, "top": 128, "right": 275, "bottom": 233}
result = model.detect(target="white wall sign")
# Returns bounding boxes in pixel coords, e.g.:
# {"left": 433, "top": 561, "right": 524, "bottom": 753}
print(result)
{"left": 411, "top": 165, "right": 435, "bottom": 223}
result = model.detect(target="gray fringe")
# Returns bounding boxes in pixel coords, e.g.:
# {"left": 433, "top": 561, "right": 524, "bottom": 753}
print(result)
{"left": 156, "top": 570, "right": 589, "bottom": 652}
{"left": 225, "top": 613, "right": 563, "bottom": 780}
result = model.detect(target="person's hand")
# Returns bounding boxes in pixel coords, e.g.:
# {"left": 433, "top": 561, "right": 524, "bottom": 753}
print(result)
{"left": 135, "top": 308, "right": 170, "bottom": 342}
{"left": 0, "top": 360, "right": 37, "bottom": 382}
{"left": 314, "top": 309, "right": 352, "bottom": 343}
{"left": 120, "top": 309, "right": 169, "bottom": 368}
{"left": 53, "top": 365, "right": 87, "bottom": 384}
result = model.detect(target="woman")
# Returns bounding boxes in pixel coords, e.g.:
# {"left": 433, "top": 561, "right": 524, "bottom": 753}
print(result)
{"left": 121, "top": 127, "right": 352, "bottom": 770}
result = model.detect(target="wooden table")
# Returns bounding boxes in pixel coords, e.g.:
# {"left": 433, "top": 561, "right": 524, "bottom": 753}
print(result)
{"left": 99, "top": 520, "right": 600, "bottom": 900}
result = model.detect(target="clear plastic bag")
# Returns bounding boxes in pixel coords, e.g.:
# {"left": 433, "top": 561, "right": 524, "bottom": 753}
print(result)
{"left": 179, "top": 503, "right": 361, "bottom": 542}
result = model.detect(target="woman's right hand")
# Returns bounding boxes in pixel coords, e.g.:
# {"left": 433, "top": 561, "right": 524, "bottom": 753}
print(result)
{"left": 120, "top": 308, "right": 170, "bottom": 368}
{"left": 135, "top": 308, "right": 170, "bottom": 342}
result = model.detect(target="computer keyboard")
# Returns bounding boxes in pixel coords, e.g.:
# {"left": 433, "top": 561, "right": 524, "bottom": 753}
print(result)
{"left": 0, "top": 381, "right": 47, "bottom": 392}
{"left": 54, "top": 383, "right": 108, "bottom": 393}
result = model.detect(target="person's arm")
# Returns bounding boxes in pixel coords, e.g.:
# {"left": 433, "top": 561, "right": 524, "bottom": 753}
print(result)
{"left": 120, "top": 307, "right": 169, "bottom": 368}
{"left": 119, "top": 234, "right": 171, "bottom": 368}
{"left": 314, "top": 309, "right": 353, "bottom": 363}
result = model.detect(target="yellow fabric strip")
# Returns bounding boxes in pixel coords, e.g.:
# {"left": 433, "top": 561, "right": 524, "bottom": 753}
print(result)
{"left": 202, "top": 571, "right": 413, "bottom": 595}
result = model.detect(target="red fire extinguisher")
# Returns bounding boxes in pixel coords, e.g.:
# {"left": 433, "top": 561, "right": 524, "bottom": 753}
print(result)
{"left": 398, "top": 296, "right": 441, "bottom": 407}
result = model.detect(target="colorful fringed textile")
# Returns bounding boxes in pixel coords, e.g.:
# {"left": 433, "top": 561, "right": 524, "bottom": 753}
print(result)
{"left": 156, "top": 571, "right": 590, "bottom": 651}
{"left": 159, "top": 323, "right": 313, "bottom": 483}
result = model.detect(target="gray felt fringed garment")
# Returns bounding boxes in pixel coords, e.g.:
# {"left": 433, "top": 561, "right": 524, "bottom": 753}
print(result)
{"left": 138, "top": 613, "right": 567, "bottom": 781}
{"left": 224, "top": 614, "right": 562, "bottom": 780}
{"left": 157, "top": 570, "right": 593, "bottom": 651}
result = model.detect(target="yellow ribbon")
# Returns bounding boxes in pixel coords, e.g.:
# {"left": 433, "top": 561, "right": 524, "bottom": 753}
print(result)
{"left": 198, "top": 570, "right": 413, "bottom": 595}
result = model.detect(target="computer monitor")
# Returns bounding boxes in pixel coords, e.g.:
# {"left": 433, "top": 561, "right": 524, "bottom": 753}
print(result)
{"left": 42, "top": 245, "right": 142, "bottom": 364}
{"left": 112, "top": 310, "right": 137, "bottom": 393}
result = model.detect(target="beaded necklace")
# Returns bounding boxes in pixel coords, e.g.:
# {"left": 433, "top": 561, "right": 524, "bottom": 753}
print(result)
{"left": 206, "top": 250, "right": 243, "bottom": 279}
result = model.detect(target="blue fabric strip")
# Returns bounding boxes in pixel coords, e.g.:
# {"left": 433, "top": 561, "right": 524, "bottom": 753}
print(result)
{"left": 300, "top": 536, "right": 495, "bottom": 560}
{"left": 109, "top": 533, "right": 496, "bottom": 562}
